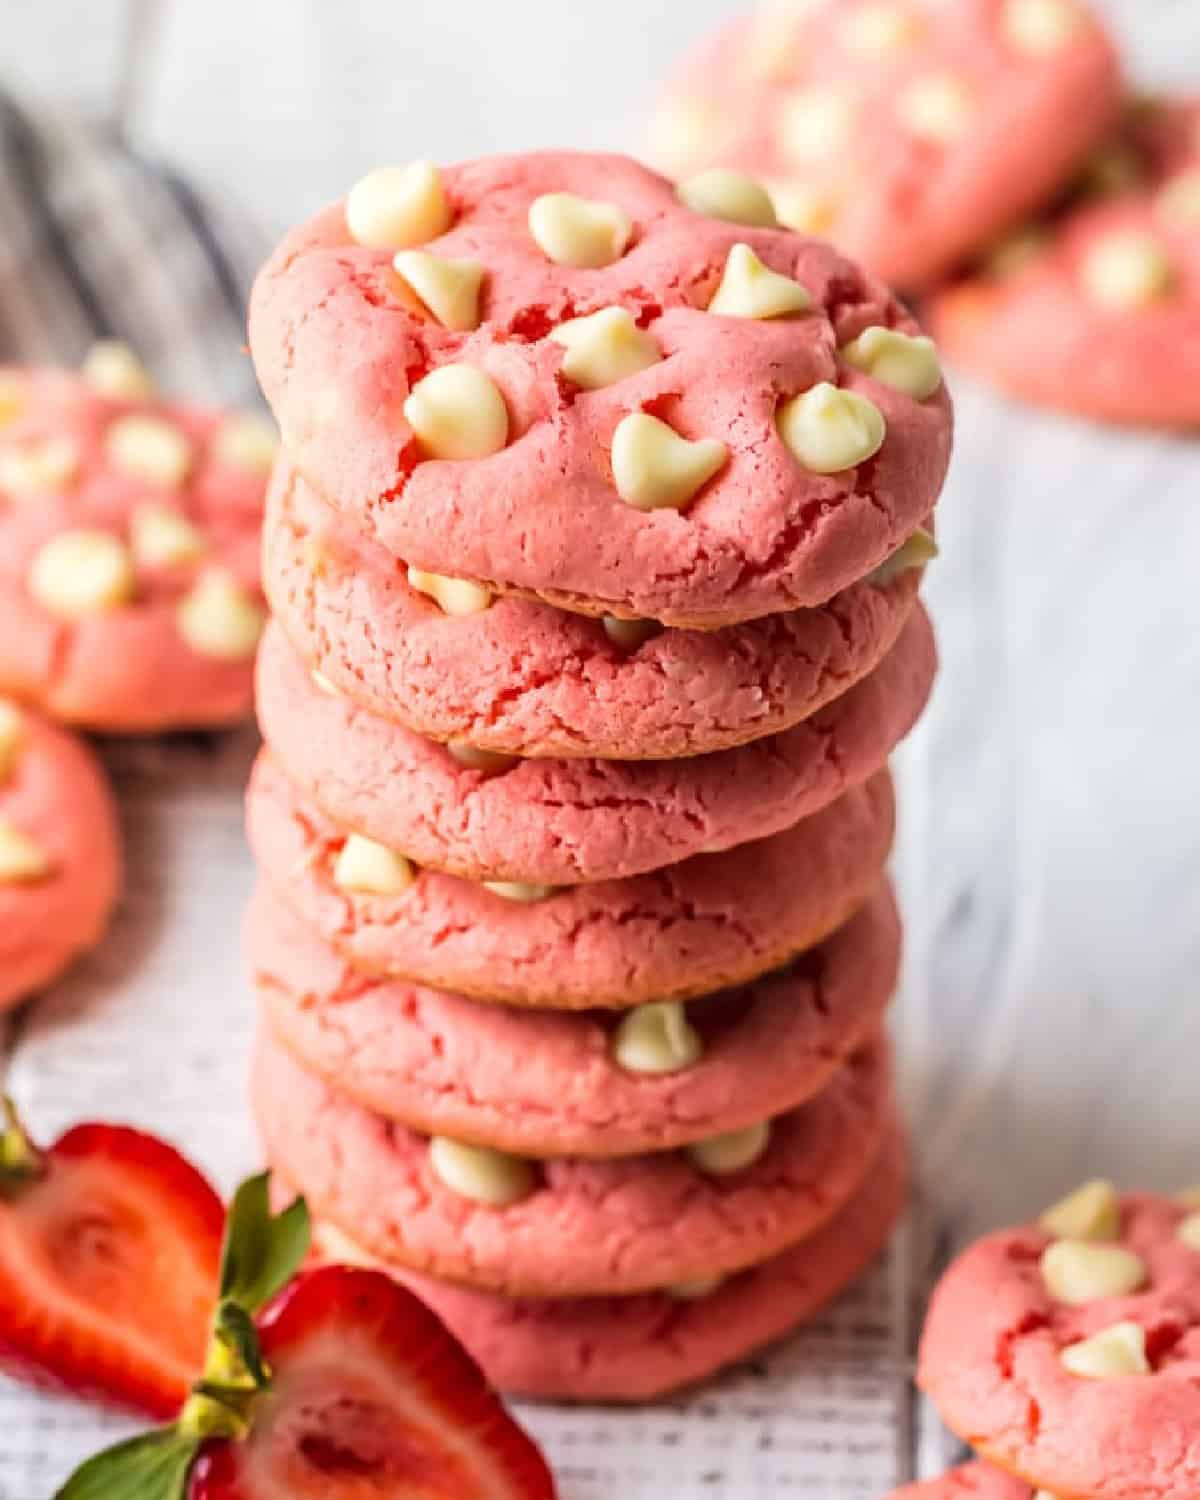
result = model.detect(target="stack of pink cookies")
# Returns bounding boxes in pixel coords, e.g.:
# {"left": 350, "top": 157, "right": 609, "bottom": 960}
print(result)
{"left": 243, "top": 149, "right": 953, "bottom": 1399}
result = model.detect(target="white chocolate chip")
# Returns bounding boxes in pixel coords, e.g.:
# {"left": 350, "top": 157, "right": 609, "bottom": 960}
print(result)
{"left": 985, "top": 228, "right": 1049, "bottom": 279}
{"left": 106, "top": 414, "right": 193, "bottom": 488}
{"left": 1040, "top": 1179, "right": 1121, "bottom": 1241}
{"left": 767, "top": 181, "right": 840, "bottom": 236}
{"left": 666, "top": 1275, "right": 726, "bottom": 1301}
{"left": 82, "top": 340, "right": 153, "bottom": 401}
{"left": 213, "top": 414, "right": 279, "bottom": 475}
{"left": 708, "top": 243, "right": 813, "bottom": 320}
{"left": 1040, "top": 1241, "right": 1147, "bottom": 1305}
{"left": 612, "top": 1002, "right": 704, "bottom": 1076}
{"left": 0, "top": 437, "right": 81, "bottom": 498}
{"left": 647, "top": 97, "right": 727, "bottom": 175}
{"left": 176, "top": 569, "right": 264, "bottom": 660}
{"left": 446, "top": 742, "right": 519, "bottom": 775}
{"left": 1081, "top": 232, "right": 1174, "bottom": 309}
{"left": 403, "top": 365, "right": 508, "bottom": 461}
{"left": 333, "top": 834, "right": 416, "bottom": 897}
{"left": 548, "top": 308, "right": 661, "bottom": 391}
{"left": 1178, "top": 1212, "right": 1200, "bottom": 1251}
{"left": 843, "top": 3, "right": 921, "bottom": 53}
{"left": 1158, "top": 168, "right": 1200, "bottom": 229}
{"left": 1060, "top": 1321, "right": 1150, "bottom": 1379}
{"left": 611, "top": 413, "right": 728, "bottom": 512}
{"left": 841, "top": 326, "right": 942, "bottom": 399}
{"left": 776, "top": 382, "right": 886, "bottom": 473}
{"left": 1032, "top": 1492, "right": 1067, "bottom": 1500}
{"left": 898, "top": 73, "right": 976, "bottom": 144}
{"left": 528, "top": 193, "right": 633, "bottom": 270}
{"left": 429, "top": 1137, "right": 535, "bottom": 1207}
{"left": 870, "top": 526, "right": 939, "bottom": 585}
{"left": 779, "top": 87, "right": 859, "bottom": 163}
{"left": 743, "top": 0, "right": 821, "bottom": 81}
{"left": 677, "top": 170, "right": 778, "bottom": 228}
{"left": 481, "top": 879, "right": 558, "bottom": 903}
{"left": 393, "top": 251, "right": 485, "bottom": 333}
{"left": 407, "top": 567, "right": 493, "bottom": 617}
{"left": 0, "top": 373, "right": 25, "bottom": 427}
{"left": 0, "top": 820, "right": 52, "bottom": 884}
{"left": 346, "top": 162, "right": 452, "bottom": 249}
{"left": 312, "top": 1221, "right": 376, "bottom": 1269}
{"left": 602, "top": 615, "right": 662, "bottom": 651}
{"left": 29, "top": 530, "right": 135, "bottom": 619}
{"left": 130, "top": 505, "right": 209, "bottom": 569}
{"left": 0, "top": 700, "right": 23, "bottom": 784}
{"left": 1003, "top": 0, "right": 1083, "bottom": 53}
{"left": 687, "top": 1121, "right": 771, "bottom": 1176}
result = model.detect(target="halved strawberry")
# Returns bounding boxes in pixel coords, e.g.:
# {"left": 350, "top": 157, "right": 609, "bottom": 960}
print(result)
{"left": 0, "top": 1106, "right": 224, "bottom": 1418}
{"left": 187, "top": 1267, "right": 556, "bottom": 1500}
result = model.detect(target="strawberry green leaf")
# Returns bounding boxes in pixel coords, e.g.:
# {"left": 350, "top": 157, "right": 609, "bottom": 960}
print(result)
{"left": 219, "top": 1172, "right": 310, "bottom": 1313}
{"left": 212, "top": 1299, "right": 270, "bottom": 1389}
{"left": 54, "top": 1428, "right": 200, "bottom": 1500}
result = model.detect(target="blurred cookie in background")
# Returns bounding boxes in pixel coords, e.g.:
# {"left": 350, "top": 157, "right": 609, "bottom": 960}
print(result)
{"left": 0, "top": 350, "right": 273, "bottom": 731}
{"left": 929, "top": 96, "right": 1200, "bottom": 428}
{"left": 0, "top": 699, "right": 120, "bottom": 1011}
{"left": 647, "top": 0, "right": 1121, "bottom": 290}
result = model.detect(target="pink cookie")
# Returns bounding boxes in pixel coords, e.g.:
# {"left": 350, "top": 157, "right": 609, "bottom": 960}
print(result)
{"left": 253, "top": 1028, "right": 893, "bottom": 1297}
{"left": 0, "top": 361, "right": 271, "bottom": 731}
{"left": 250, "top": 879, "right": 899, "bottom": 1158}
{"left": 301, "top": 1125, "right": 909, "bottom": 1401}
{"left": 246, "top": 754, "right": 894, "bottom": 1009}
{"left": 249, "top": 151, "right": 952, "bottom": 627}
{"left": 918, "top": 1190, "right": 1200, "bottom": 1500}
{"left": 264, "top": 459, "right": 929, "bottom": 760}
{"left": 257, "top": 603, "right": 934, "bottom": 883}
{"left": 0, "top": 701, "right": 120, "bottom": 1009}
{"left": 930, "top": 98, "right": 1200, "bottom": 427}
{"left": 888, "top": 1464, "right": 1031, "bottom": 1499}
{"left": 651, "top": 0, "right": 1121, "bottom": 290}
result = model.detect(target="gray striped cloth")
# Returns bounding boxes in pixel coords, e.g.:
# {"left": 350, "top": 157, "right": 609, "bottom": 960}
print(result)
{"left": 0, "top": 90, "right": 264, "bottom": 404}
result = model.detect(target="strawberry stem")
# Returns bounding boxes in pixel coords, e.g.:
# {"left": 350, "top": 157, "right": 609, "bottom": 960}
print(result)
{"left": 177, "top": 1298, "right": 274, "bottom": 1442}
{"left": 0, "top": 1098, "right": 46, "bottom": 1195}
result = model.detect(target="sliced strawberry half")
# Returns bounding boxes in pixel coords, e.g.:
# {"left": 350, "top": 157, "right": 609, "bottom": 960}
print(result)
{"left": 188, "top": 1266, "right": 556, "bottom": 1500}
{"left": 0, "top": 1110, "right": 224, "bottom": 1418}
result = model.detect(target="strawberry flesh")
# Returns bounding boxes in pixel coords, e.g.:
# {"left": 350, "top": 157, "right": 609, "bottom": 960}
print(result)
{"left": 0, "top": 1123, "right": 223, "bottom": 1418}
{"left": 188, "top": 1267, "right": 556, "bottom": 1499}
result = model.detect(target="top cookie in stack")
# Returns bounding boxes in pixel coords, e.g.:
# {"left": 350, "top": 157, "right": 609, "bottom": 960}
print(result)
{"left": 245, "top": 150, "right": 952, "bottom": 1401}
{"left": 250, "top": 151, "right": 951, "bottom": 638}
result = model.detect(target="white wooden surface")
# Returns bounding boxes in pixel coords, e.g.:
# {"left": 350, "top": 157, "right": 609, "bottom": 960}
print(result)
{"left": 1, "top": 1, "right": 1199, "bottom": 1494}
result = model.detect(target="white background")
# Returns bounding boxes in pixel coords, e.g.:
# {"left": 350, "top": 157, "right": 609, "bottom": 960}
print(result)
{"left": 2, "top": 1, "right": 1199, "bottom": 1495}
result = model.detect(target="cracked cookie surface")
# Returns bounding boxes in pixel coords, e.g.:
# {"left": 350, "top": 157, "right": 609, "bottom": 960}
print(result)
{"left": 250, "top": 880, "right": 899, "bottom": 1157}
{"left": 246, "top": 754, "right": 894, "bottom": 1009}
{"left": 918, "top": 1191, "right": 1200, "bottom": 1500}
{"left": 297, "top": 1125, "right": 908, "bottom": 1400}
{"left": 254, "top": 1027, "right": 893, "bottom": 1297}
{"left": 249, "top": 150, "right": 951, "bottom": 626}
{"left": 263, "top": 460, "right": 927, "bottom": 760}
{"left": 256, "top": 604, "right": 934, "bottom": 883}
